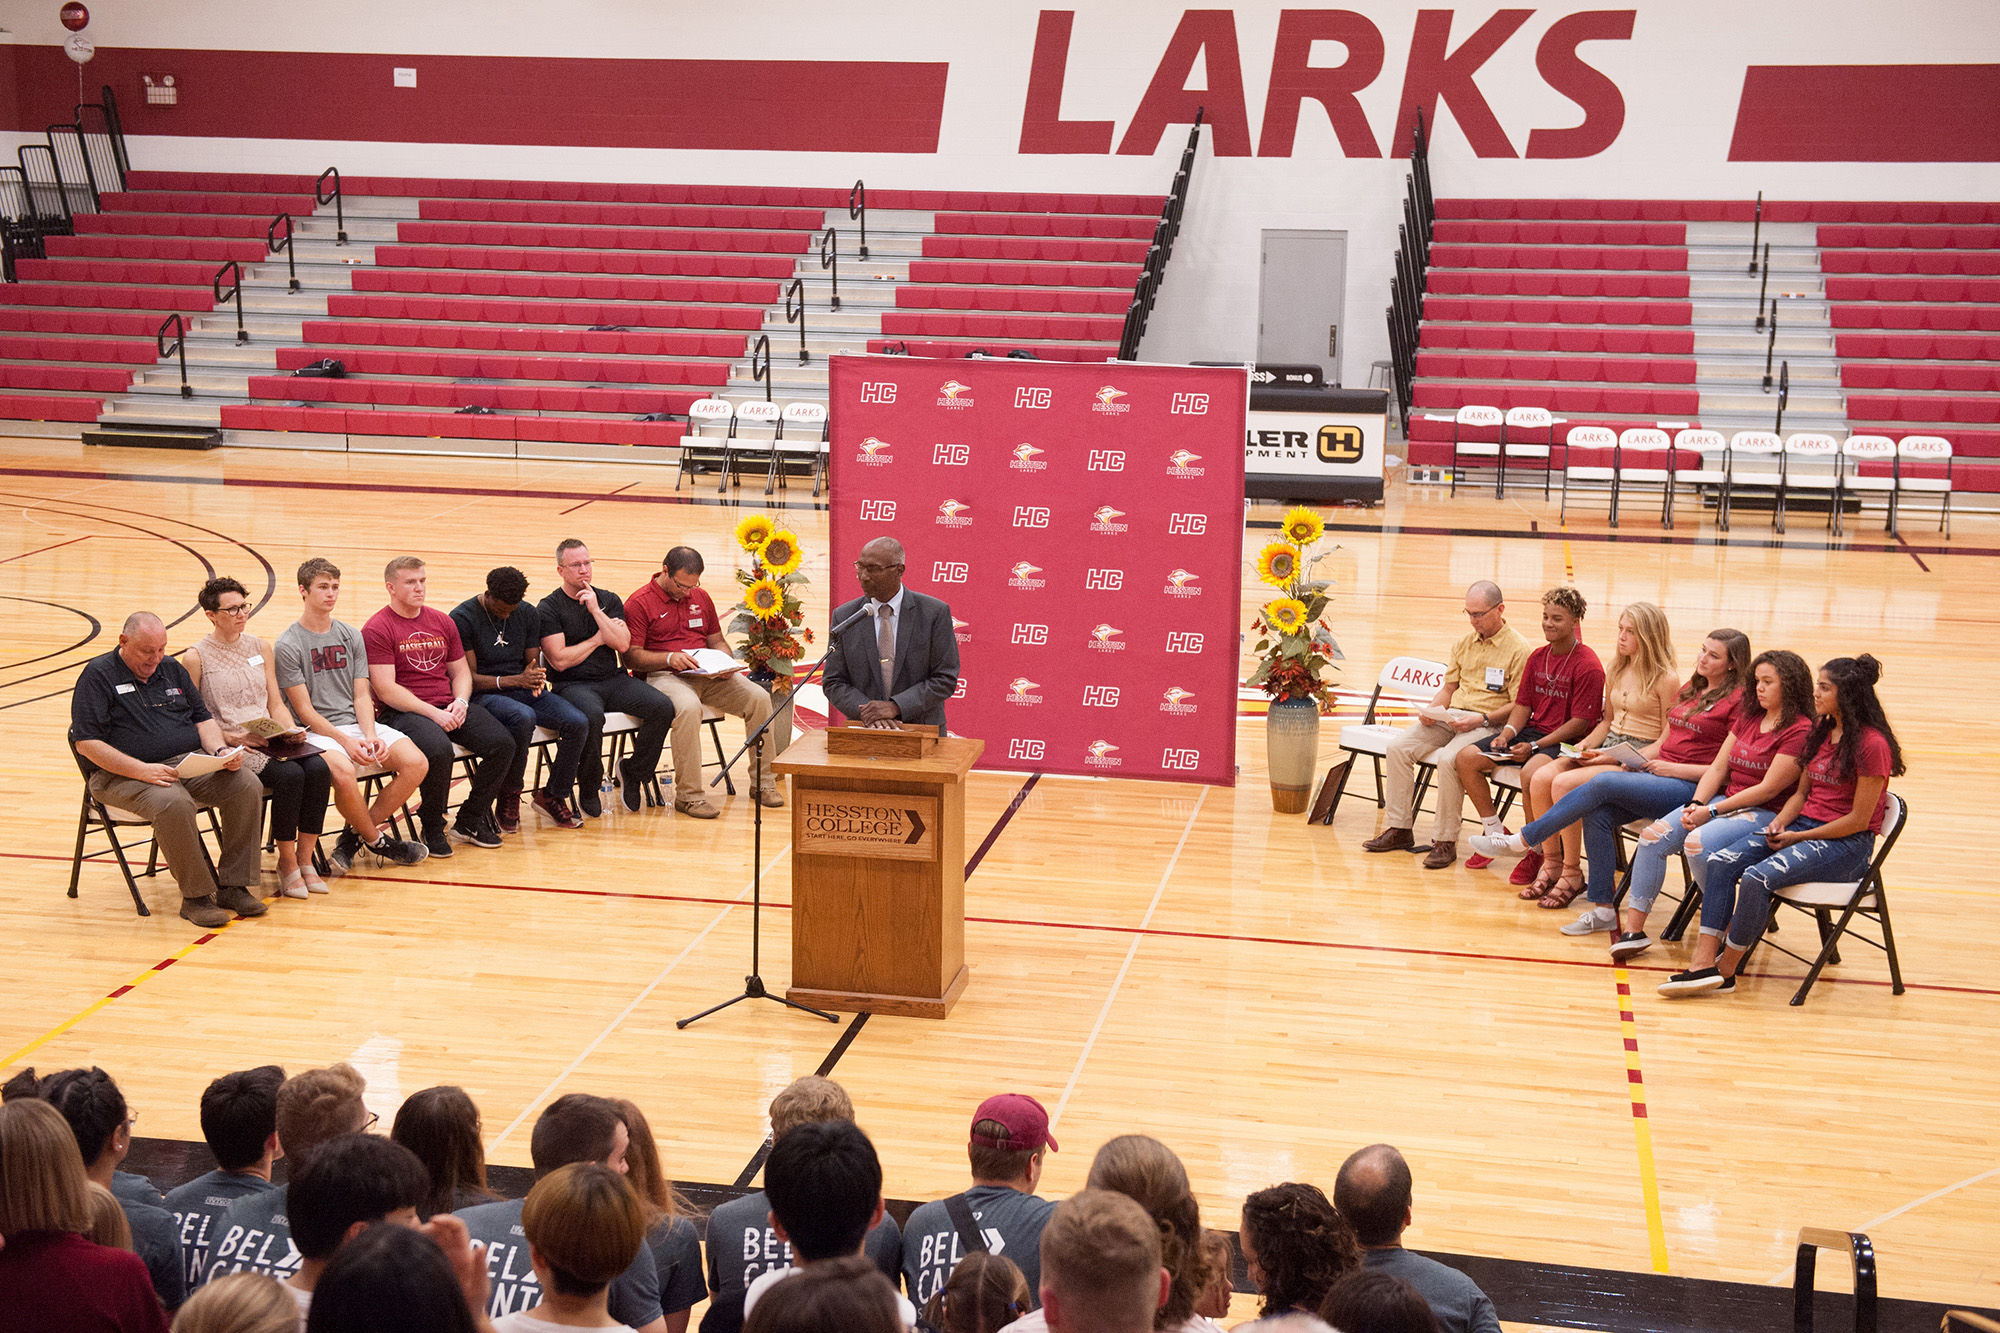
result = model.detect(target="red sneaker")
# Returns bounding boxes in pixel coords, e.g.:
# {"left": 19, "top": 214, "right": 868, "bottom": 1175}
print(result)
{"left": 1508, "top": 849, "right": 1546, "bottom": 886}
{"left": 1465, "top": 827, "right": 1510, "bottom": 871}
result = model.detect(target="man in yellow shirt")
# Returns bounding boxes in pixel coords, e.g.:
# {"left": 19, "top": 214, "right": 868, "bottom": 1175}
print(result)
{"left": 1362, "top": 581, "right": 1530, "bottom": 868}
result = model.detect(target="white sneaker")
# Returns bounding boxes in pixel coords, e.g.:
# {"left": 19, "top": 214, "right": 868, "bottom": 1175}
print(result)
{"left": 1559, "top": 906, "right": 1616, "bottom": 936}
{"left": 1469, "top": 830, "right": 1526, "bottom": 858}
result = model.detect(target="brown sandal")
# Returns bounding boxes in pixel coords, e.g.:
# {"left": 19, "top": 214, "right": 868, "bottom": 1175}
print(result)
{"left": 1537, "top": 863, "right": 1586, "bottom": 909}
{"left": 1517, "top": 855, "right": 1559, "bottom": 900}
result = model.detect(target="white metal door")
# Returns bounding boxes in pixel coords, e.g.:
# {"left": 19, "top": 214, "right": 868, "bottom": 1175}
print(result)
{"left": 1257, "top": 229, "right": 1348, "bottom": 386}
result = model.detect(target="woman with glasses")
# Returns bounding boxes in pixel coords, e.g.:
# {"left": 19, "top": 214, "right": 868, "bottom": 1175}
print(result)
{"left": 185, "top": 576, "right": 336, "bottom": 898}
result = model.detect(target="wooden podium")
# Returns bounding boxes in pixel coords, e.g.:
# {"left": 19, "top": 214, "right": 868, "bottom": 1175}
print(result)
{"left": 772, "top": 727, "right": 984, "bottom": 1018}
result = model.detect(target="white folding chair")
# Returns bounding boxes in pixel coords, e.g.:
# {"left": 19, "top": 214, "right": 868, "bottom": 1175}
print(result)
{"left": 1754, "top": 794, "right": 1909, "bottom": 1006}
{"left": 1558, "top": 425, "right": 1618, "bottom": 522}
{"left": 1448, "top": 404, "right": 1504, "bottom": 498}
{"left": 1837, "top": 435, "right": 1897, "bottom": 535}
{"left": 1321, "top": 656, "right": 1448, "bottom": 825}
{"left": 1671, "top": 429, "right": 1729, "bottom": 529}
{"left": 1502, "top": 406, "right": 1556, "bottom": 499}
{"left": 775, "top": 400, "right": 829, "bottom": 497}
{"left": 725, "top": 399, "right": 781, "bottom": 492}
{"left": 1725, "top": 430, "right": 1784, "bottom": 531}
{"left": 1895, "top": 435, "right": 1954, "bottom": 537}
{"left": 1779, "top": 432, "right": 1841, "bottom": 534}
{"left": 677, "top": 398, "right": 736, "bottom": 492}
{"left": 1614, "top": 427, "right": 1672, "bottom": 528}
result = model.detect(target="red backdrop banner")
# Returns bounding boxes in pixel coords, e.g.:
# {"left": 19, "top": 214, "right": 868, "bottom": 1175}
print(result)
{"left": 828, "top": 354, "right": 1247, "bottom": 786}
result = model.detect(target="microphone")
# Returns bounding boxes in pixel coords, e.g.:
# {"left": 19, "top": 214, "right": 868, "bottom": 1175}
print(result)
{"left": 828, "top": 603, "right": 872, "bottom": 637}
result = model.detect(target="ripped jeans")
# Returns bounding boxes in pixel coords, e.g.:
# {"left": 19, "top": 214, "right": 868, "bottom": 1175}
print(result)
{"left": 1698, "top": 816, "right": 1876, "bottom": 950}
{"left": 1626, "top": 806, "right": 1778, "bottom": 917}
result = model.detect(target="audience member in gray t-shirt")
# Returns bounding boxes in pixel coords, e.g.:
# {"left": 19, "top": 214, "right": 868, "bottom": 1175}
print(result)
{"left": 1334, "top": 1143, "right": 1501, "bottom": 1333}
{"left": 900, "top": 1092, "right": 1062, "bottom": 1310}
{"left": 275, "top": 619, "right": 370, "bottom": 729}
{"left": 110, "top": 1170, "right": 188, "bottom": 1311}
{"left": 706, "top": 1189, "right": 902, "bottom": 1297}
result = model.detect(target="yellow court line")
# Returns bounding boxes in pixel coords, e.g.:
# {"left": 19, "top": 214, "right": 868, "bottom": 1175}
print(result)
{"left": 1614, "top": 967, "right": 1671, "bottom": 1273}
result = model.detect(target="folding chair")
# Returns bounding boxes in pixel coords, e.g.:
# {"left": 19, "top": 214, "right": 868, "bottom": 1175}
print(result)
{"left": 1447, "top": 404, "right": 1504, "bottom": 498}
{"left": 1749, "top": 793, "right": 1908, "bottom": 1006}
{"left": 67, "top": 735, "right": 220, "bottom": 918}
{"left": 1613, "top": 427, "right": 1672, "bottom": 528}
{"left": 1558, "top": 425, "right": 1618, "bottom": 523}
{"left": 1725, "top": 431, "right": 1784, "bottom": 530}
{"left": 676, "top": 398, "right": 735, "bottom": 492}
{"left": 726, "top": 399, "right": 781, "bottom": 492}
{"left": 775, "top": 401, "right": 829, "bottom": 496}
{"left": 1895, "top": 434, "right": 1953, "bottom": 537}
{"left": 1324, "top": 656, "right": 1448, "bottom": 824}
{"left": 599, "top": 711, "right": 665, "bottom": 807}
{"left": 1669, "top": 429, "right": 1728, "bottom": 529}
{"left": 1502, "top": 405, "right": 1556, "bottom": 499}
{"left": 1778, "top": 432, "right": 1841, "bottom": 534}
{"left": 1836, "top": 435, "right": 1897, "bottom": 535}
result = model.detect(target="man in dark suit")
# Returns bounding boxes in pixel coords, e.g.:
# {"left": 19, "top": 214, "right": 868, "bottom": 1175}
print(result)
{"left": 824, "top": 537, "right": 960, "bottom": 731}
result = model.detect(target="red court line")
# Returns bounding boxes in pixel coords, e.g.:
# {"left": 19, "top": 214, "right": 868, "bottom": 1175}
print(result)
{"left": 0, "top": 535, "right": 91, "bottom": 566}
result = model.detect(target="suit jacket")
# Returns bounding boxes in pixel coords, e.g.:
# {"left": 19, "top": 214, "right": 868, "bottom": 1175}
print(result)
{"left": 822, "top": 588, "right": 960, "bottom": 731}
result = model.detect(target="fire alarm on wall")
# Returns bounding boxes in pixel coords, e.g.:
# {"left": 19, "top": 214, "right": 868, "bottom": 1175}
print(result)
{"left": 143, "top": 74, "right": 177, "bottom": 106}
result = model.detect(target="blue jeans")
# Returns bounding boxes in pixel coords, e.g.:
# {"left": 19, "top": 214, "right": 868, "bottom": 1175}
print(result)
{"left": 1700, "top": 815, "right": 1875, "bottom": 950}
{"left": 476, "top": 687, "right": 589, "bottom": 802}
{"left": 1627, "top": 806, "right": 1778, "bottom": 916}
{"left": 1521, "top": 771, "right": 1700, "bottom": 906}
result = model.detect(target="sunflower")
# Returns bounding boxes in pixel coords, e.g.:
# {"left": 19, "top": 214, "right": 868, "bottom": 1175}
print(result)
{"left": 758, "top": 529, "right": 803, "bottom": 576}
{"left": 1264, "top": 597, "right": 1309, "bottom": 635}
{"left": 734, "top": 514, "right": 776, "bottom": 552}
{"left": 744, "top": 577, "right": 786, "bottom": 620}
{"left": 1254, "top": 541, "right": 1298, "bottom": 588}
{"left": 1281, "top": 505, "right": 1325, "bottom": 546}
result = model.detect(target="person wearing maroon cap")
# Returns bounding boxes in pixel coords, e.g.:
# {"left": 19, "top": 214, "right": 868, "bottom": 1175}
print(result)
{"left": 900, "top": 1094, "right": 1059, "bottom": 1312}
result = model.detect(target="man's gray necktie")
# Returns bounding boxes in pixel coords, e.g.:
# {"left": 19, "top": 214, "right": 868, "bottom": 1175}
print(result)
{"left": 876, "top": 603, "right": 896, "bottom": 698}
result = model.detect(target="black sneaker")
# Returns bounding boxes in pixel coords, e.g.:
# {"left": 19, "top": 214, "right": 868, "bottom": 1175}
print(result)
{"left": 1657, "top": 966, "right": 1725, "bottom": 998}
{"left": 327, "top": 827, "right": 364, "bottom": 877}
{"left": 1609, "top": 931, "right": 1653, "bottom": 960}
{"left": 450, "top": 818, "right": 502, "bottom": 850}
{"left": 619, "top": 760, "right": 647, "bottom": 814}
{"left": 424, "top": 829, "right": 455, "bottom": 859}
{"left": 578, "top": 787, "right": 603, "bottom": 819}
{"left": 370, "top": 833, "right": 428, "bottom": 866}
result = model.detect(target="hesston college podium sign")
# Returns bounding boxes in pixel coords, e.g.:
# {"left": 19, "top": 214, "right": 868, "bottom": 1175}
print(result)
{"left": 796, "top": 793, "right": 941, "bottom": 863}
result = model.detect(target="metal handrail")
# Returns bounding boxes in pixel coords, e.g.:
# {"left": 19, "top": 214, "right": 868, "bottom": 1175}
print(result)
{"left": 1764, "top": 300, "right": 1780, "bottom": 390}
{"left": 751, "top": 334, "right": 773, "bottom": 403}
{"left": 268, "top": 213, "right": 300, "bottom": 293}
{"left": 1793, "top": 1227, "right": 1876, "bottom": 1333}
{"left": 99, "top": 85, "right": 130, "bottom": 186}
{"left": 17, "top": 145, "right": 71, "bottom": 228}
{"left": 213, "top": 260, "right": 247, "bottom": 344}
{"left": 1756, "top": 243, "right": 1772, "bottom": 329}
{"left": 1775, "top": 361, "right": 1790, "bottom": 434}
{"left": 157, "top": 313, "right": 191, "bottom": 399}
{"left": 316, "top": 167, "right": 347, "bottom": 244}
{"left": 848, "top": 181, "right": 868, "bottom": 260}
{"left": 784, "top": 278, "right": 809, "bottom": 365}
{"left": 1118, "top": 110, "right": 1203, "bottom": 360}
{"left": 1749, "top": 190, "right": 1764, "bottom": 273}
{"left": 819, "top": 226, "right": 840, "bottom": 311}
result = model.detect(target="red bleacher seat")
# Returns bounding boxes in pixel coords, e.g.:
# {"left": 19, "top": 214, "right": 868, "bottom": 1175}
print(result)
{"left": 0, "top": 334, "right": 157, "bottom": 365}
{"left": 1422, "top": 297, "right": 1694, "bottom": 326}
{"left": 1841, "top": 364, "right": 2000, "bottom": 392}
{"left": 372, "top": 244, "right": 795, "bottom": 281}
{"left": 1830, "top": 304, "right": 2000, "bottom": 331}
{"left": 1424, "top": 272, "right": 1689, "bottom": 299}
{"left": 99, "top": 191, "right": 317, "bottom": 216}
{"left": 1429, "top": 245, "right": 1688, "bottom": 272}
{"left": 298, "top": 320, "right": 745, "bottom": 359}
{"left": 1817, "top": 225, "right": 2000, "bottom": 249}
{"left": 1414, "top": 353, "right": 1697, "bottom": 385}
{"left": 1821, "top": 250, "right": 2000, "bottom": 276}
{"left": 268, "top": 347, "right": 729, "bottom": 387}
{"left": 866, "top": 340, "right": 1112, "bottom": 362}
{"left": 920, "top": 236, "right": 1152, "bottom": 264}
{"left": 879, "top": 312, "right": 1124, "bottom": 342}
{"left": 42, "top": 236, "right": 269, "bottom": 264}
{"left": 396, "top": 221, "right": 813, "bottom": 255}
{"left": 72, "top": 214, "right": 273, "bottom": 241}
{"left": 894, "top": 286, "right": 1127, "bottom": 316}
{"left": 324, "top": 292, "right": 765, "bottom": 330}
{"left": 1419, "top": 326, "right": 1695, "bottom": 356}
{"left": 1437, "top": 200, "right": 2000, "bottom": 225}
{"left": 932, "top": 213, "right": 1155, "bottom": 241}
{"left": 13, "top": 257, "right": 223, "bottom": 287}
{"left": 904, "top": 260, "right": 1142, "bottom": 289}
{"left": 0, "top": 309, "right": 168, "bottom": 338}
{"left": 1845, "top": 394, "right": 2000, "bottom": 424}
{"left": 1835, "top": 332, "right": 2000, "bottom": 361}
{"left": 350, "top": 269, "right": 780, "bottom": 305}
{"left": 0, "top": 391, "right": 105, "bottom": 421}
{"left": 1430, "top": 221, "right": 1687, "bottom": 246}
{"left": 0, "top": 282, "right": 213, "bottom": 313}
{"left": 1825, "top": 277, "right": 2000, "bottom": 303}
{"left": 416, "top": 199, "right": 827, "bottom": 230}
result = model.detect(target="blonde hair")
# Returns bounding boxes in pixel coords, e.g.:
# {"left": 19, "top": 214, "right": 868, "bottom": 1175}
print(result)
{"left": 1609, "top": 602, "right": 1676, "bottom": 700}
{"left": 84, "top": 1181, "right": 132, "bottom": 1249}
{"left": 610, "top": 1098, "right": 695, "bottom": 1228}
{"left": 769, "top": 1077, "right": 855, "bottom": 1139}
{"left": 1039, "top": 1189, "right": 1163, "bottom": 1333}
{"left": 521, "top": 1163, "right": 648, "bottom": 1297}
{"left": 276, "top": 1063, "right": 367, "bottom": 1157}
{"left": 383, "top": 555, "right": 426, "bottom": 582}
{"left": 0, "top": 1098, "right": 93, "bottom": 1236}
{"left": 1085, "top": 1136, "right": 1212, "bottom": 1329}
{"left": 172, "top": 1272, "right": 299, "bottom": 1333}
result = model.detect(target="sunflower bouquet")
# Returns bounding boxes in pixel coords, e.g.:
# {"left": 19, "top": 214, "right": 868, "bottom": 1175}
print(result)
{"left": 727, "top": 514, "right": 814, "bottom": 696}
{"left": 1246, "top": 506, "right": 1339, "bottom": 711}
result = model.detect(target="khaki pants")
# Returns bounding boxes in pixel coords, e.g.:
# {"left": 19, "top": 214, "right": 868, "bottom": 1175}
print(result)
{"left": 1382, "top": 720, "right": 1498, "bottom": 845}
{"left": 88, "top": 764, "right": 265, "bottom": 900}
{"left": 645, "top": 671, "right": 779, "bottom": 800}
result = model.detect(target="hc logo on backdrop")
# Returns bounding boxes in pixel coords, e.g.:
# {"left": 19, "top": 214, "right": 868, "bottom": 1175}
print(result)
{"left": 828, "top": 355, "right": 1245, "bottom": 785}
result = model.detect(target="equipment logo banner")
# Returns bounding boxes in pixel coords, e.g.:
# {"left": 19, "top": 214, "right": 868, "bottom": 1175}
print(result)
{"left": 830, "top": 354, "right": 1246, "bottom": 786}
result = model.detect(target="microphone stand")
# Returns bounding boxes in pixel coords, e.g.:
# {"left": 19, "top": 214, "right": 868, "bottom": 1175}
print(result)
{"left": 677, "top": 605, "right": 870, "bottom": 1029}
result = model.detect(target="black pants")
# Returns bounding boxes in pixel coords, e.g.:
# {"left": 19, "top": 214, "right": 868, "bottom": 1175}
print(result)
{"left": 258, "top": 753, "right": 332, "bottom": 841}
{"left": 379, "top": 702, "right": 517, "bottom": 836}
{"left": 555, "top": 675, "right": 674, "bottom": 794}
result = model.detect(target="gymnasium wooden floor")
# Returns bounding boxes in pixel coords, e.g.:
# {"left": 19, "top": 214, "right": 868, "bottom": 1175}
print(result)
{"left": 1, "top": 438, "right": 1994, "bottom": 1323}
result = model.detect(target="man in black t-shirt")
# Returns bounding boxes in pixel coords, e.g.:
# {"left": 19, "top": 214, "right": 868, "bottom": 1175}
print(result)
{"left": 69, "top": 611, "right": 269, "bottom": 928}
{"left": 451, "top": 567, "right": 590, "bottom": 832}
{"left": 536, "top": 540, "right": 674, "bottom": 819}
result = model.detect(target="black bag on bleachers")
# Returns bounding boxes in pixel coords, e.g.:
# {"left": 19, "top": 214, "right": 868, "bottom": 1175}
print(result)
{"left": 455, "top": 405, "right": 495, "bottom": 415}
{"left": 1007, "top": 349, "right": 1042, "bottom": 359}
{"left": 634, "top": 412, "right": 675, "bottom": 421}
{"left": 292, "top": 358, "right": 346, "bottom": 378}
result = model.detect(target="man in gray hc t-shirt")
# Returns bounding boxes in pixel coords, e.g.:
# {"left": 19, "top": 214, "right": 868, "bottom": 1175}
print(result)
{"left": 900, "top": 1093, "right": 1059, "bottom": 1309}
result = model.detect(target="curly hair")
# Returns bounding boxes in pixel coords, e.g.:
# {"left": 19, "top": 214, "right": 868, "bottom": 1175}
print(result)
{"left": 1240, "top": 1182, "right": 1362, "bottom": 1317}
{"left": 1743, "top": 650, "right": 1813, "bottom": 731}
{"left": 1540, "top": 586, "right": 1587, "bottom": 622}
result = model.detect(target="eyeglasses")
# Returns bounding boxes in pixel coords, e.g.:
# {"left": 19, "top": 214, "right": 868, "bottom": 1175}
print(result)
{"left": 359, "top": 1111, "right": 380, "bottom": 1133}
{"left": 1464, "top": 605, "right": 1499, "bottom": 619}
{"left": 214, "top": 604, "right": 252, "bottom": 617}
{"left": 854, "top": 561, "right": 903, "bottom": 575}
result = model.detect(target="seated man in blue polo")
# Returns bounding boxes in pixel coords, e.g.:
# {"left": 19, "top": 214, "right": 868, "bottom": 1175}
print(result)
{"left": 70, "top": 611, "right": 270, "bottom": 928}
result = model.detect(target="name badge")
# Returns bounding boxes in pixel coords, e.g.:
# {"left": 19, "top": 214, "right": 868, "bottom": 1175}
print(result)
{"left": 1485, "top": 666, "right": 1505, "bottom": 690}
{"left": 688, "top": 616, "right": 703, "bottom": 628}
{"left": 247, "top": 654, "right": 264, "bottom": 666}
{"left": 116, "top": 682, "right": 136, "bottom": 695}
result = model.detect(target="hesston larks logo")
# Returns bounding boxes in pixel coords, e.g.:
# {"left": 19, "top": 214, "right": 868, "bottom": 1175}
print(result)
{"left": 935, "top": 498, "right": 973, "bottom": 528}
{"left": 1167, "top": 448, "right": 1205, "bottom": 478}
{"left": 1091, "top": 385, "right": 1130, "bottom": 415}
{"left": 1007, "top": 561, "right": 1046, "bottom": 590}
{"left": 1005, "top": 676, "right": 1043, "bottom": 706}
{"left": 952, "top": 616, "right": 972, "bottom": 644}
{"left": 1160, "top": 686, "right": 1198, "bottom": 716}
{"left": 855, "top": 436, "right": 893, "bottom": 466}
{"left": 1009, "top": 442, "right": 1047, "bottom": 472}
{"left": 1089, "top": 505, "right": 1128, "bottom": 535}
{"left": 1084, "top": 739, "right": 1123, "bottom": 768}
{"left": 1164, "top": 568, "right": 1202, "bottom": 598}
{"left": 936, "top": 380, "right": 975, "bottom": 408}
{"left": 1088, "top": 623, "right": 1125, "bottom": 653}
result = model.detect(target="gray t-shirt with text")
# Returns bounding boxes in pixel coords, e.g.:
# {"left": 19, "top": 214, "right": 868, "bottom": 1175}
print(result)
{"left": 901, "top": 1185, "right": 1055, "bottom": 1309}
{"left": 275, "top": 620, "right": 368, "bottom": 728}
{"left": 705, "top": 1189, "right": 903, "bottom": 1297}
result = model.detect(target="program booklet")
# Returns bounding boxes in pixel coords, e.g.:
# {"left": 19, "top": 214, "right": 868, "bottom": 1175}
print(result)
{"left": 678, "top": 648, "right": 749, "bottom": 677}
